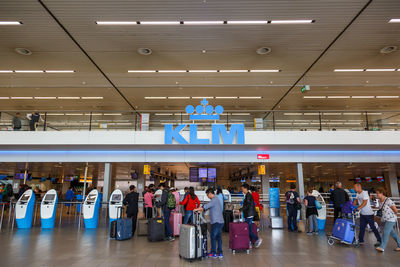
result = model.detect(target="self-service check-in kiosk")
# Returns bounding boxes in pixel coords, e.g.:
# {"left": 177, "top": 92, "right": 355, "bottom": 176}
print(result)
{"left": 16, "top": 189, "right": 35, "bottom": 229}
{"left": 269, "top": 187, "right": 283, "bottom": 228}
{"left": 83, "top": 189, "right": 100, "bottom": 229}
{"left": 40, "top": 189, "right": 58, "bottom": 228}
{"left": 109, "top": 189, "right": 123, "bottom": 226}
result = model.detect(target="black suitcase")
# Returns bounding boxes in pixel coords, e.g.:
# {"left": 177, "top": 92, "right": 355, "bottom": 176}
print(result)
{"left": 148, "top": 217, "right": 165, "bottom": 242}
{"left": 223, "top": 210, "right": 233, "bottom": 232}
{"left": 110, "top": 220, "right": 117, "bottom": 238}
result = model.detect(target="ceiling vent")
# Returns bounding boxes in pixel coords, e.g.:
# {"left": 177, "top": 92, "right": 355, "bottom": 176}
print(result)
{"left": 15, "top": 47, "right": 32, "bottom": 56}
{"left": 256, "top": 47, "right": 271, "bottom": 55}
{"left": 380, "top": 46, "right": 397, "bottom": 54}
{"left": 137, "top": 48, "right": 152, "bottom": 55}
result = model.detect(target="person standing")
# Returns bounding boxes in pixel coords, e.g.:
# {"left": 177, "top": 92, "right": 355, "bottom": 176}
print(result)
{"left": 180, "top": 187, "right": 200, "bottom": 224}
{"left": 251, "top": 186, "right": 262, "bottom": 227}
{"left": 285, "top": 183, "right": 301, "bottom": 232}
{"left": 353, "top": 183, "right": 381, "bottom": 246}
{"left": 123, "top": 185, "right": 139, "bottom": 236}
{"left": 330, "top": 182, "right": 349, "bottom": 221}
{"left": 194, "top": 188, "right": 225, "bottom": 259}
{"left": 65, "top": 186, "right": 75, "bottom": 214}
{"left": 142, "top": 186, "right": 148, "bottom": 217}
{"left": 155, "top": 183, "right": 175, "bottom": 241}
{"left": 304, "top": 189, "right": 318, "bottom": 235}
{"left": 170, "top": 187, "right": 180, "bottom": 213}
{"left": 216, "top": 188, "right": 228, "bottom": 211}
{"left": 375, "top": 188, "right": 400, "bottom": 252}
{"left": 12, "top": 113, "right": 22, "bottom": 131}
{"left": 27, "top": 112, "right": 43, "bottom": 131}
{"left": 144, "top": 189, "right": 154, "bottom": 219}
{"left": 241, "top": 184, "right": 262, "bottom": 248}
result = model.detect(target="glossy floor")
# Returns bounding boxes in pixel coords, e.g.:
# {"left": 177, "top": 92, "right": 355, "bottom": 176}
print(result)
{"left": 0, "top": 222, "right": 399, "bottom": 267}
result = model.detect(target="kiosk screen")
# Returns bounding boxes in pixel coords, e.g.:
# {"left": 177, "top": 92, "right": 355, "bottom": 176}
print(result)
{"left": 20, "top": 195, "right": 30, "bottom": 201}
{"left": 111, "top": 195, "right": 121, "bottom": 201}
{"left": 44, "top": 194, "right": 56, "bottom": 201}
{"left": 87, "top": 194, "right": 97, "bottom": 201}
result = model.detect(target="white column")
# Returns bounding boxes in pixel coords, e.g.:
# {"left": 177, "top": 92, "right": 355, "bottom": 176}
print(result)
{"left": 103, "top": 163, "right": 112, "bottom": 204}
{"left": 296, "top": 163, "right": 305, "bottom": 199}
{"left": 137, "top": 174, "right": 145, "bottom": 195}
{"left": 388, "top": 164, "right": 399, "bottom": 197}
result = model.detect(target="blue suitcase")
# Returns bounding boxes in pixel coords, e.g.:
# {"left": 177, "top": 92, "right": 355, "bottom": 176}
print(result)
{"left": 332, "top": 219, "right": 355, "bottom": 244}
{"left": 115, "top": 218, "right": 133, "bottom": 241}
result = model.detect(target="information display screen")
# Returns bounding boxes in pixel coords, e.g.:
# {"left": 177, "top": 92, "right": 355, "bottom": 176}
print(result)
{"left": 199, "top": 168, "right": 208, "bottom": 178}
{"left": 44, "top": 194, "right": 55, "bottom": 201}
{"left": 112, "top": 194, "right": 121, "bottom": 201}
{"left": 189, "top": 167, "right": 198, "bottom": 182}
{"left": 87, "top": 194, "right": 97, "bottom": 201}
{"left": 20, "top": 195, "right": 30, "bottom": 201}
{"left": 207, "top": 168, "right": 216, "bottom": 182}
{"left": 14, "top": 173, "right": 25, "bottom": 179}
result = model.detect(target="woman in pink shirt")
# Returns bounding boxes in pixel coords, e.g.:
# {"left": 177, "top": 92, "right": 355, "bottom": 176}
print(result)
{"left": 171, "top": 188, "right": 180, "bottom": 213}
{"left": 144, "top": 189, "right": 154, "bottom": 219}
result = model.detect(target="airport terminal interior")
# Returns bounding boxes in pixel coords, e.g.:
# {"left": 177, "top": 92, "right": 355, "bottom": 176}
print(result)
{"left": 1, "top": 0, "right": 400, "bottom": 266}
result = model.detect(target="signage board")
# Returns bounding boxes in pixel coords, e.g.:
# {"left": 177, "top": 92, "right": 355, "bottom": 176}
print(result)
{"left": 258, "top": 165, "right": 266, "bottom": 175}
{"left": 143, "top": 165, "right": 151, "bottom": 175}
{"left": 257, "top": 154, "right": 269, "bottom": 160}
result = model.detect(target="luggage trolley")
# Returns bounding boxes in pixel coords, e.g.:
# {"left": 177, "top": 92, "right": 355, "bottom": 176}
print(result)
{"left": 327, "top": 208, "right": 360, "bottom": 247}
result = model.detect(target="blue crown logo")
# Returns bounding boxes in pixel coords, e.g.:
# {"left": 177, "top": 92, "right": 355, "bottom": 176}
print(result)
{"left": 185, "top": 98, "right": 224, "bottom": 120}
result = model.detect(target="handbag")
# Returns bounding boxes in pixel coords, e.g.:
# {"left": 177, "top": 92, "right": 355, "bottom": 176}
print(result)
{"left": 315, "top": 200, "right": 322, "bottom": 210}
{"left": 376, "top": 198, "right": 388, "bottom": 218}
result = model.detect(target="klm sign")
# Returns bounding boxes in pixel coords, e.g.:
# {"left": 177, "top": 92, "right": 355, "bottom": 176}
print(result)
{"left": 164, "top": 98, "right": 245, "bottom": 144}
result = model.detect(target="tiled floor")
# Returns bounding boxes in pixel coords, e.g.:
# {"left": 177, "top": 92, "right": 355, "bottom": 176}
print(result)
{"left": 0, "top": 219, "right": 399, "bottom": 267}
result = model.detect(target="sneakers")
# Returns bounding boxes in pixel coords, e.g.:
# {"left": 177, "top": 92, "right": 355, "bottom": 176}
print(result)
{"left": 165, "top": 236, "right": 175, "bottom": 242}
{"left": 306, "top": 232, "right": 312, "bottom": 235}
{"left": 208, "top": 253, "right": 217, "bottom": 258}
{"left": 313, "top": 232, "right": 319, "bottom": 235}
{"left": 254, "top": 238, "right": 263, "bottom": 248}
{"left": 218, "top": 253, "right": 223, "bottom": 259}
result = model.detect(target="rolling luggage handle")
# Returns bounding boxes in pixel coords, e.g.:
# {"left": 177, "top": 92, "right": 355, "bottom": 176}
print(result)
{"left": 117, "top": 206, "right": 124, "bottom": 219}
{"left": 233, "top": 209, "right": 244, "bottom": 222}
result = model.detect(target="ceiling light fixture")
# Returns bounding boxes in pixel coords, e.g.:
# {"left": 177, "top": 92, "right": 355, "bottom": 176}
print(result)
{"left": 10, "top": 96, "right": 33, "bottom": 99}
{"left": 219, "top": 70, "right": 248, "bottom": 73}
{"left": 65, "top": 113, "right": 83, "bottom": 116}
{"left": 34, "top": 97, "right": 57, "bottom": 99}
{"left": 103, "top": 113, "right": 122, "bottom": 116}
{"left": 303, "top": 96, "right": 326, "bottom": 99}
{"left": 270, "top": 20, "right": 314, "bottom": 24}
{"left": 327, "top": 96, "right": 350, "bottom": 99}
{"left": 45, "top": 70, "right": 75, "bottom": 73}
{"left": 351, "top": 96, "right": 375, "bottom": 99}
{"left": 191, "top": 96, "right": 214, "bottom": 99}
{"left": 284, "top": 113, "right": 303, "bottom": 116}
{"left": 188, "top": 70, "right": 218, "bottom": 73}
{"left": 0, "top": 70, "right": 13, "bottom": 73}
{"left": 144, "top": 97, "right": 167, "bottom": 99}
{"left": 365, "top": 69, "right": 396, "bottom": 72}
{"left": 58, "top": 97, "right": 80, "bottom": 99}
{"left": 0, "top": 97, "right": 10, "bottom": 99}
{"left": 215, "top": 96, "right": 238, "bottom": 99}
{"left": 14, "top": 70, "right": 43, "bottom": 73}
{"left": 343, "top": 113, "right": 362, "bottom": 115}
{"left": 81, "top": 96, "right": 104, "bottom": 99}
{"left": 155, "top": 113, "right": 173, "bottom": 116}
{"left": 238, "top": 96, "right": 262, "bottom": 99}
{"left": 184, "top": 21, "right": 224, "bottom": 25}
{"left": 334, "top": 69, "right": 364, "bottom": 72}
{"left": 231, "top": 113, "right": 251, "bottom": 115}
{"left": 227, "top": 20, "right": 268, "bottom": 24}
{"left": 0, "top": 21, "right": 22, "bottom": 25}
{"left": 388, "top": 19, "right": 400, "bottom": 23}
{"left": 128, "top": 70, "right": 157, "bottom": 73}
{"left": 46, "top": 113, "right": 64, "bottom": 116}
{"left": 140, "top": 21, "right": 180, "bottom": 25}
{"left": 168, "top": 96, "right": 190, "bottom": 99}
{"left": 96, "top": 21, "right": 137, "bottom": 25}
{"left": 249, "top": 69, "right": 280, "bottom": 72}
{"left": 376, "top": 96, "right": 399, "bottom": 98}
{"left": 157, "top": 70, "right": 187, "bottom": 73}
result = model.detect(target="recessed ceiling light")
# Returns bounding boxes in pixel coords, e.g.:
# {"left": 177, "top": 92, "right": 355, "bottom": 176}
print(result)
{"left": 376, "top": 96, "right": 399, "bottom": 98}
{"left": 15, "top": 48, "right": 32, "bottom": 56}
{"left": 323, "top": 113, "right": 342, "bottom": 115}
{"left": 34, "top": 97, "right": 57, "bottom": 99}
{"left": 140, "top": 21, "right": 180, "bottom": 25}
{"left": 327, "top": 96, "right": 350, "bottom": 99}
{"left": 270, "top": 20, "right": 314, "bottom": 24}
{"left": 81, "top": 96, "right": 104, "bottom": 99}
{"left": 334, "top": 69, "right": 364, "bottom": 72}
{"left": 388, "top": 19, "right": 400, "bottom": 23}
{"left": 158, "top": 70, "right": 187, "bottom": 73}
{"left": 303, "top": 113, "right": 319, "bottom": 115}
{"left": 215, "top": 96, "right": 238, "bottom": 99}
{"left": 45, "top": 70, "right": 75, "bottom": 73}
{"left": 219, "top": 70, "right": 248, "bottom": 73}
{"left": 184, "top": 21, "right": 224, "bottom": 25}
{"left": 303, "top": 96, "right": 326, "bottom": 99}
{"left": 168, "top": 96, "right": 190, "bottom": 99}
{"left": 366, "top": 113, "right": 382, "bottom": 115}
{"left": 188, "top": 70, "right": 218, "bottom": 73}
{"left": 128, "top": 70, "right": 157, "bottom": 73}
{"left": 284, "top": 113, "right": 303, "bottom": 116}
{"left": 238, "top": 96, "right": 262, "bottom": 99}
{"left": 145, "top": 96, "right": 167, "bottom": 99}
{"left": 155, "top": 113, "right": 173, "bottom": 116}
{"left": 343, "top": 113, "right": 362, "bottom": 115}
{"left": 365, "top": 69, "right": 396, "bottom": 72}
{"left": 11, "top": 96, "right": 33, "bottom": 99}
{"left": 0, "top": 21, "right": 22, "bottom": 25}
{"left": 0, "top": 70, "right": 13, "bottom": 73}
{"left": 227, "top": 20, "right": 268, "bottom": 24}
{"left": 191, "top": 96, "right": 214, "bottom": 99}
{"left": 137, "top": 48, "right": 152, "bottom": 55}
{"left": 14, "top": 70, "right": 43, "bottom": 73}
{"left": 249, "top": 69, "right": 280, "bottom": 72}
{"left": 0, "top": 97, "right": 10, "bottom": 99}
{"left": 231, "top": 113, "right": 251, "bottom": 115}
{"left": 103, "top": 113, "right": 122, "bottom": 116}
{"left": 46, "top": 113, "right": 65, "bottom": 116}
{"left": 96, "top": 21, "right": 137, "bottom": 25}
{"left": 58, "top": 96, "right": 80, "bottom": 99}
{"left": 65, "top": 113, "right": 83, "bottom": 116}
{"left": 351, "top": 96, "right": 375, "bottom": 99}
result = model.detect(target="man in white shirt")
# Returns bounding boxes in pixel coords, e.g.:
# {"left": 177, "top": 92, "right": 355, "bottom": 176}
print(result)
{"left": 353, "top": 183, "right": 381, "bottom": 246}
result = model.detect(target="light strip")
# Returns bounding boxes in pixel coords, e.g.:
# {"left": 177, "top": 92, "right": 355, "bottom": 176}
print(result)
{"left": 184, "top": 21, "right": 224, "bottom": 25}
{"left": 14, "top": 70, "right": 43, "bottom": 73}
{"left": 227, "top": 20, "right": 269, "bottom": 24}
{"left": 0, "top": 70, "right": 13, "bottom": 73}
{"left": 84, "top": 113, "right": 102, "bottom": 116}
{"left": 45, "top": 70, "right": 75, "bottom": 73}
{"left": 145, "top": 97, "right": 167, "bottom": 99}
{"left": 351, "top": 96, "right": 375, "bottom": 99}
{"left": 168, "top": 96, "right": 190, "bottom": 99}
{"left": 58, "top": 97, "right": 80, "bottom": 99}
{"left": 140, "top": 21, "right": 180, "bottom": 25}
{"left": 46, "top": 113, "right": 65, "bottom": 116}
{"left": 34, "top": 97, "right": 57, "bottom": 99}
{"left": 238, "top": 96, "right": 262, "bottom": 99}
{"left": 327, "top": 96, "right": 350, "bottom": 99}
{"left": 284, "top": 113, "right": 303, "bottom": 116}
{"left": 155, "top": 113, "right": 173, "bottom": 116}
{"left": 389, "top": 19, "right": 400, "bottom": 23}
{"left": 10, "top": 97, "right": 33, "bottom": 99}
{"left": 103, "top": 113, "right": 122, "bottom": 116}
{"left": 303, "top": 113, "right": 319, "bottom": 115}
{"left": 343, "top": 113, "right": 362, "bottom": 115}
{"left": 81, "top": 97, "right": 104, "bottom": 99}
{"left": 65, "top": 113, "right": 83, "bottom": 116}
{"left": 334, "top": 69, "right": 364, "bottom": 72}
{"left": 270, "top": 20, "right": 314, "bottom": 24}
{"left": 303, "top": 96, "right": 326, "bottom": 99}
{"left": 157, "top": 70, "right": 187, "bottom": 73}
{"left": 96, "top": 21, "right": 137, "bottom": 25}
{"left": 219, "top": 70, "right": 248, "bottom": 73}
{"left": 0, "top": 97, "right": 10, "bottom": 99}
{"left": 249, "top": 69, "right": 280, "bottom": 72}
{"left": 128, "top": 70, "right": 157, "bottom": 73}
{"left": 188, "top": 70, "right": 218, "bottom": 73}
{"left": 231, "top": 113, "right": 251, "bottom": 116}
{"left": 376, "top": 96, "right": 399, "bottom": 98}
{"left": 365, "top": 69, "right": 396, "bottom": 72}
{"left": 366, "top": 113, "right": 382, "bottom": 115}
{"left": 323, "top": 113, "right": 342, "bottom": 116}
{"left": 0, "top": 21, "right": 22, "bottom": 25}
{"left": 215, "top": 96, "right": 238, "bottom": 99}
{"left": 191, "top": 96, "right": 214, "bottom": 99}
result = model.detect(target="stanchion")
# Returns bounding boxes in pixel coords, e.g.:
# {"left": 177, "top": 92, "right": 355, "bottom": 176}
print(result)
{"left": 59, "top": 204, "right": 63, "bottom": 225}
{"left": 0, "top": 203, "right": 5, "bottom": 230}
{"left": 8, "top": 200, "right": 12, "bottom": 224}
{"left": 11, "top": 203, "right": 15, "bottom": 230}
{"left": 33, "top": 202, "right": 38, "bottom": 225}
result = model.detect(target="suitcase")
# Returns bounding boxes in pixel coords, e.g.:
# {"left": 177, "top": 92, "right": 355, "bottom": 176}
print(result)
{"left": 223, "top": 210, "right": 233, "bottom": 232}
{"left": 332, "top": 219, "right": 355, "bottom": 244}
{"left": 110, "top": 207, "right": 133, "bottom": 241}
{"left": 137, "top": 218, "right": 148, "bottom": 236}
{"left": 110, "top": 220, "right": 117, "bottom": 239}
{"left": 229, "top": 221, "right": 250, "bottom": 254}
{"left": 170, "top": 212, "right": 182, "bottom": 236}
{"left": 148, "top": 217, "right": 165, "bottom": 242}
{"left": 298, "top": 220, "right": 306, "bottom": 233}
{"left": 270, "top": 216, "right": 283, "bottom": 229}
{"left": 179, "top": 213, "right": 204, "bottom": 261}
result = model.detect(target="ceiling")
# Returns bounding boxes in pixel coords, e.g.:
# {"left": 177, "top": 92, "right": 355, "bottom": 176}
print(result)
{"left": 0, "top": 0, "right": 400, "bottom": 112}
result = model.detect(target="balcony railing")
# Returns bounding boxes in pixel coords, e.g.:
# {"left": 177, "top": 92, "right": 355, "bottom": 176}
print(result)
{"left": 0, "top": 110, "right": 399, "bottom": 131}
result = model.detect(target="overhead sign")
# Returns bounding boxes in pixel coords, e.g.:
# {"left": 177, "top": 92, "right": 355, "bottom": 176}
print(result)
{"left": 143, "top": 165, "right": 151, "bottom": 175}
{"left": 258, "top": 165, "right": 266, "bottom": 175}
{"left": 257, "top": 154, "right": 269, "bottom": 159}
{"left": 164, "top": 98, "right": 245, "bottom": 144}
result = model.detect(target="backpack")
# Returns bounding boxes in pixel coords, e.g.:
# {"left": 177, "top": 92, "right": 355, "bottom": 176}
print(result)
{"left": 286, "top": 191, "right": 296, "bottom": 205}
{"left": 167, "top": 191, "right": 176, "bottom": 209}
{"left": 6, "top": 184, "right": 13, "bottom": 197}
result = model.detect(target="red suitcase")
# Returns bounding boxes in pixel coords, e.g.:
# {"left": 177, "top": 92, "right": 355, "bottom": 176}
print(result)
{"left": 169, "top": 212, "right": 182, "bottom": 236}
{"left": 229, "top": 221, "right": 250, "bottom": 254}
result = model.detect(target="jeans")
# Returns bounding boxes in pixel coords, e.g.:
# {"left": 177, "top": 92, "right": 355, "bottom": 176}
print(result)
{"left": 183, "top": 210, "right": 193, "bottom": 224}
{"left": 210, "top": 223, "right": 224, "bottom": 254}
{"left": 287, "top": 204, "right": 297, "bottom": 231}
{"left": 380, "top": 221, "right": 400, "bottom": 250}
{"left": 146, "top": 207, "right": 153, "bottom": 219}
{"left": 359, "top": 214, "right": 381, "bottom": 243}
{"left": 127, "top": 212, "right": 138, "bottom": 236}
{"left": 307, "top": 214, "right": 318, "bottom": 233}
{"left": 245, "top": 217, "right": 258, "bottom": 244}
{"left": 164, "top": 208, "right": 172, "bottom": 237}
{"left": 333, "top": 207, "right": 342, "bottom": 221}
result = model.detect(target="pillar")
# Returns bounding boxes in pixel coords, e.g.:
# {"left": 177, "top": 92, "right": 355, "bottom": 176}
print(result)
{"left": 261, "top": 163, "right": 270, "bottom": 196}
{"left": 137, "top": 174, "right": 145, "bottom": 195}
{"left": 102, "top": 163, "right": 112, "bottom": 205}
{"left": 296, "top": 163, "right": 305, "bottom": 199}
{"left": 388, "top": 164, "right": 399, "bottom": 197}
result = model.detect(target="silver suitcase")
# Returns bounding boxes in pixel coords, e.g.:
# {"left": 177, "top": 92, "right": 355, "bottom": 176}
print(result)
{"left": 179, "top": 224, "right": 202, "bottom": 260}
{"left": 270, "top": 217, "right": 284, "bottom": 229}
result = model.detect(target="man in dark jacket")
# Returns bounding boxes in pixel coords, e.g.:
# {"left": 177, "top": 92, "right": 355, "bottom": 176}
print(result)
{"left": 285, "top": 183, "right": 301, "bottom": 232}
{"left": 123, "top": 185, "right": 139, "bottom": 235}
{"left": 241, "top": 183, "right": 262, "bottom": 248}
{"left": 155, "top": 183, "right": 174, "bottom": 241}
{"left": 330, "top": 181, "right": 350, "bottom": 221}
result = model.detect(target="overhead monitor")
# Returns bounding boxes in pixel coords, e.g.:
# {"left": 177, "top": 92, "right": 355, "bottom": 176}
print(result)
{"left": 189, "top": 167, "right": 198, "bottom": 182}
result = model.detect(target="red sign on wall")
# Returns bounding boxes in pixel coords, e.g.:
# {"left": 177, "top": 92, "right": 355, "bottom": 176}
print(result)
{"left": 257, "top": 154, "right": 270, "bottom": 159}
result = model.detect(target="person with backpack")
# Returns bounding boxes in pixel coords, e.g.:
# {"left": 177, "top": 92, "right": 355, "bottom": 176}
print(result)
{"left": 330, "top": 182, "right": 349, "bottom": 221}
{"left": 27, "top": 112, "right": 43, "bottom": 131}
{"left": 251, "top": 186, "right": 262, "bottom": 227}
{"left": 123, "top": 185, "right": 139, "bottom": 236}
{"left": 180, "top": 187, "right": 200, "bottom": 224}
{"left": 155, "top": 183, "right": 175, "bottom": 241}
{"left": 285, "top": 183, "right": 301, "bottom": 232}
{"left": 241, "top": 183, "right": 262, "bottom": 248}
{"left": 304, "top": 189, "right": 318, "bottom": 235}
